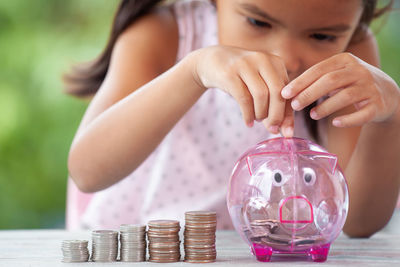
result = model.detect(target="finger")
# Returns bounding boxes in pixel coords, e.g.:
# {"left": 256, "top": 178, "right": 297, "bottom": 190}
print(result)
{"left": 310, "top": 86, "right": 367, "bottom": 120}
{"left": 260, "top": 63, "right": 288, "bottom": 133}
{"left": 291, "top": 67, "right": 356, "bottom": 111}
{"left": 332, "top": 105, "right": 376, "bottom": 127}
{"left": 265, "top": 79, "right": 286, "bottom": 133}
{"left": 280, "top": 101, "right": 295, "bottom": 137}
{"left": 281, "top": 53, "right": 357, "bottom": 99}
{"left": 239, "top": 71, "right": 269, "bottom": 121}
{"left": 227, "top": 76, "right": 256, "bottom": 127}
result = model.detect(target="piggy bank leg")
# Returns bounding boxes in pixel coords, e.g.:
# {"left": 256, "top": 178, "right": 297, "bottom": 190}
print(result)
{"left": 308, "top": 244, "right": 330, "bottom": 262}
{"left": 250, "top": 243, "right": 273, "bottom": 262}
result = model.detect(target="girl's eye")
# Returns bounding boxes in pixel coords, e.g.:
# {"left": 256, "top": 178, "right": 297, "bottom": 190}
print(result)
{"left": 310, "top": 33, "right": 337, "bottom": 42}
{"left": 272, "top": 170, "right": 285, "bottom": 186}
{"left": 303, "top": 168, "right": 316, "bottom": 186}
{"left": 247, "top": 17, "right": 271, "bottom": 28}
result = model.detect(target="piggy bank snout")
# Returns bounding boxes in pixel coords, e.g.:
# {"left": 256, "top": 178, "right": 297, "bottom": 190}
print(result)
{"left": 279, "top": 196, "right": 314, "bottom": 228}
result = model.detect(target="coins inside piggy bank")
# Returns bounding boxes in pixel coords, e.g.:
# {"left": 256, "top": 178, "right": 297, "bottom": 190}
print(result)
{"left": 227, "top": 137, "right": 349, "bottom": 262}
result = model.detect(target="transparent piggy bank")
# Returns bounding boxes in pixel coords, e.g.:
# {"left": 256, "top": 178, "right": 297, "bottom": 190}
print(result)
{"left": 227, "top": 137, "right": 348, "bottom": 262}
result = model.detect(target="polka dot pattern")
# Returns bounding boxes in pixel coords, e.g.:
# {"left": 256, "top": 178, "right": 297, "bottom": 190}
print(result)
{"left": 69, "top": 0, "right": 313, "bottom": 231}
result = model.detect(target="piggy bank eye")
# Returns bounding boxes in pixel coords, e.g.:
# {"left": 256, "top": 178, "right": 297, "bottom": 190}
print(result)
{"left": 272, "top": 170, "right": 285, "bottom": 186}
{"left": 303, "top": 168, "right": 316, "bottom": 186}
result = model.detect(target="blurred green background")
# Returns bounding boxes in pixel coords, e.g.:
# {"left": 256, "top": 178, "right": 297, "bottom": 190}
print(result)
{"left": 0, "top": 0, "right": 399, "bottom": 229}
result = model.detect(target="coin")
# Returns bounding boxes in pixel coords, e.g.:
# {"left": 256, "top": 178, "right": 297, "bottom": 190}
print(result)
{"left": 184, "top": 211, "right": 217, "bottom": 263}
{"left": 91, "top": 230, "right": 118, "bottom": 262}
{"left": 61, "top": 240, "right": 89, "bottom": 262}
{"left": 246, "top": 218, "right": 328, "bottom": 251}
{"left": 147, "top": 220, "right": 181, "bottom": 263}
{"left": 119, "top": 224, "right": 147, "bottom": 262}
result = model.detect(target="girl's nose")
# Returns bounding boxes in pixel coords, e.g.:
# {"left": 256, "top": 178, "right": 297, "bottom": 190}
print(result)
{"left": 269, "top": 37, "right": 302, "bottom": 78}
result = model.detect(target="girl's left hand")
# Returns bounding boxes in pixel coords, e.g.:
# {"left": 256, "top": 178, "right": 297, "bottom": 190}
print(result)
{"left": 281, "top": 52, "right": 400, "bottom": 127}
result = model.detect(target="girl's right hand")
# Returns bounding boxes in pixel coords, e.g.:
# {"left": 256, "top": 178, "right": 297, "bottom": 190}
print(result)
{"left": 190, "top": 45, "right": 294, "bottom": 137}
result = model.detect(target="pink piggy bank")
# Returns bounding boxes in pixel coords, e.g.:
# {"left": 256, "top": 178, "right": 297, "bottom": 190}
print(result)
{"left": 227, "top": 137, "right": 348, "bottom": 262}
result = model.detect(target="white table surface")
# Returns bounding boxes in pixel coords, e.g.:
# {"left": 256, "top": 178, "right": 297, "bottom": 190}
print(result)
{"left": 1, "top": 211, "right": 399, "bottom": 267}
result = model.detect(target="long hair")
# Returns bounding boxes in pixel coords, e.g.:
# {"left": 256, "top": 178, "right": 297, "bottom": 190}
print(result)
{"left": 63, "top": 0, "right": 394, "bottom": 140}
{"left": 63, "top": 0, "right": 164, "bottom": 97}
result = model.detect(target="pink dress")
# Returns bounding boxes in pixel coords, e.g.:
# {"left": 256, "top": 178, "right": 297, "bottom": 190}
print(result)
{"left": 66, "top": 0, "right": 324, "bottom": 231}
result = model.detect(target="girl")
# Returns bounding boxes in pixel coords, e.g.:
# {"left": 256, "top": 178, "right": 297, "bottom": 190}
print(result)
{"left": 65, "top": 0, "right": 400, "bottom": 237}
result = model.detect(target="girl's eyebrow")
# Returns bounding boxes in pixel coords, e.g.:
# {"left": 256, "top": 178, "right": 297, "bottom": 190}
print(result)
{"left": 239, "top": 3, "right": 283, "bottom": 26}
{"left": 308, "top": 25, "right": 351, "bottom": 33}
{"left": 238, "top": 3, "right": 351, "bottom": 33}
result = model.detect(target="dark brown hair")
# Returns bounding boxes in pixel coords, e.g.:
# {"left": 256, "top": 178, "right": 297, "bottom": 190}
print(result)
{"left": 63, "top": 0, "right": 394, "bottom": 139}
{"left": 63, "top": 0, "right": 164, "bottom": 97}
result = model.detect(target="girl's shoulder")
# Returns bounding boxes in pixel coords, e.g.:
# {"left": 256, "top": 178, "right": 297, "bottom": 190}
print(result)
{"left": 116, "top": 5, "right": 180, "bottom": 71}
{"left": 116, "top": 0, "right": 216, "bottom": 68}
{"left": 95, "top": 5, "right": 181, "bottom": 107}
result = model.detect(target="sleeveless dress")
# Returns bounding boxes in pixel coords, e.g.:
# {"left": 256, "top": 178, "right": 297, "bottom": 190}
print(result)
{"left": 66, "top": 0, "right": 317, "bottom": 231}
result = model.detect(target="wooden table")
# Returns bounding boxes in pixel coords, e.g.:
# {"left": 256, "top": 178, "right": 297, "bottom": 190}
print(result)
{"left": 1, "top": 211, "right": 400, "bottom": 266}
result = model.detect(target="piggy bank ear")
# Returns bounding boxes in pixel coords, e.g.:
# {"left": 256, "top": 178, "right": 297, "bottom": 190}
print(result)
{"left": 298, "top": 152, "right": 338, "bottom": 174}
{"left": 246, "top": 152, "right": 290, "bottom": 176}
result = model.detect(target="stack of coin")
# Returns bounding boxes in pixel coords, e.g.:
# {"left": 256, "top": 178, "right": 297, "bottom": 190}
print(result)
{"left": 184, "top": 211, "right": 217, "bottom": 263}
{"left": 147, "top": 220, "right": 181, "bottom": 263}
{"left": 61, "top": 240, "right": 89, "bottom": 262}
{"left": 119, "top": 224, "right": 147, "bottom": 262}
{"left": 91, "top": 230, "right": 118, "bottom": 262}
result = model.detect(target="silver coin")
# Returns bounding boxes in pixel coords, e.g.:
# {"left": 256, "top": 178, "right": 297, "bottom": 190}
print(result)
{"left": 61, "top": 240, "right": 89, "bottom": 263}
{"left": 120, "top": 224, "right": 146, "bottom": 232}
{"left": 91, "top": 230, "right": 118, "bottom": 262}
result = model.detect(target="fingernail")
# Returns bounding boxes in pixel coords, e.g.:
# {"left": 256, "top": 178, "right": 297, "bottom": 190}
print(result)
{"left": 268, "top": 125, "right": 279, "bottom": 134}
{"left": 282, "top": 126, "right": 294, "bottom": 137}
{"left": 310, "top": 110, "right": 319, "bottom": 120}
{"left": 291, "top": 100, "right": 301, "bottom": 110}
{"left": 332, "top": 119, "right": 342, "bottom": 127}
{"left": 281, "top": 85, "right": 292, "bottom": 98}
{"left": 247, "top": 121, "right": 254, "bottom": 128}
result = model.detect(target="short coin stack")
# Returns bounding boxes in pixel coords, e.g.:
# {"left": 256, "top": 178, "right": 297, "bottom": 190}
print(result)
{"left": 184, "top": 211, "right": 217, "bottom": 263}
{"left": 61, "top": 240, "right": 89, "bottom": 262}
{"left": 91, "top": 230, "right": 118, "bottom": 262}
{"left": 119, "top": 224, "right": 147, "bottom": 262}
{"left": 147, "top": 220, "right": 181, "bottom": 263}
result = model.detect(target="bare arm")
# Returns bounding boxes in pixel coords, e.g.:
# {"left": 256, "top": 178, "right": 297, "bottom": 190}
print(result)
{"left": 69, "top": 58, "right": 205, "bottom": 192}
{"left": 340, "top": 32, "right": 400, "bottom": 237}
{"left": 326, "top": 31, "right": 400, "bottom": 237}
{"left": 67, "top": 9, "right": 205, "bottom": 192}
{"left": 68, "top": 7, "right": 302, "bottom": 193}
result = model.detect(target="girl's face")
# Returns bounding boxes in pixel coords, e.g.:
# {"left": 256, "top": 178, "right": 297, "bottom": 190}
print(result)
{"left": 215, "top": 0, "right": 364, "bottom": 81}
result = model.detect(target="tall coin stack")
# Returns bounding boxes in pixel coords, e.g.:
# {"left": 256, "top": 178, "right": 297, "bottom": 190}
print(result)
{"left": 184, "top": 211, "right": 217, "bottom": 263}
{"left": 147, "top": 220, "right": 181, "bottom": 263}
{"left": 91, "top": 230, "right": 118, "bottom": 262}
{"left": 119, "top": 224, "right": 147, "bottom": 262}
{"left": 61, "top": 240, "right": 89, "bottom": 262}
